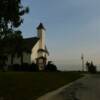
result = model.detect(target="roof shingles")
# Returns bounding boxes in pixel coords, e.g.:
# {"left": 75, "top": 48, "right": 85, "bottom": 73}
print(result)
{"left": 2, "top": 37, "right": 39, "bottom": 54}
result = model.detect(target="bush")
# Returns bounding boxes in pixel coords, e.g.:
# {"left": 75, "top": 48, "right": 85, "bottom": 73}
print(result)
{"left": 30, "top": 63, "right": 39, "bottom": 72}
{"left": 7, "top": 62, "right": 57, "bottom": 72}
{"left": 21, "top": 63, "right": 30, "bottom": 71}
{"left": 86, "top": 61, "right": 97, "bottom": 73}
{"left": 12, "top": 64, "right": 20, "bottom": 71}
{"left": 46, "top": 61, "right": 57, "bottom": 72}
{"left": 8, "top": 63, "right": 39, "bottom": 72}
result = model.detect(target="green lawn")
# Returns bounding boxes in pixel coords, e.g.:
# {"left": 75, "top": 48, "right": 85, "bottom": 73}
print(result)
{"left": 0, "top": 71, "right": 83, "bottom": 100}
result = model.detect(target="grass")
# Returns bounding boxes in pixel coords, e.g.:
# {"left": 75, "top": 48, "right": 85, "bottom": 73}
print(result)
{"left": 0, "top": 71, "right": 83, "bottom": 100}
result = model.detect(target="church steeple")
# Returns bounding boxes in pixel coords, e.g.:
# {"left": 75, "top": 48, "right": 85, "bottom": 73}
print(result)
{"left": 36, "top": 23, "right": 47, "bottom": 71}
{"left": 37, "top": 23, "right": 46, "bottom": 50}
{"left": 37, "top": 23, "right": 45, "bottom": 30}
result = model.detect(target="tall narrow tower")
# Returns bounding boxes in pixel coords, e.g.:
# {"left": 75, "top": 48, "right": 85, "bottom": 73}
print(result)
{"left": 36, "top": 23, "right": 47, "bottom": 70}
{"left": 37, "top": 23, "right": 45, "bottom": 50}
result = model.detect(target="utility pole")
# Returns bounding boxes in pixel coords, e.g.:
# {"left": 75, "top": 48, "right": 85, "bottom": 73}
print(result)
{"left": 81, "top": 54, "right": 84, "bottom": 72}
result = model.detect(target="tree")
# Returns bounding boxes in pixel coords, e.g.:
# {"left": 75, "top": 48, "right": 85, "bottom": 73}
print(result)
{"left": 86, "top": 61, "right": 97, "bottom": 73}
{"left": 6, "top": 30, "right": 23, "bottom": 65}
{"left": 0, "top": 0, "right": 29, "bottom": 43}
{"left": 0, "top": 0, "right": 29, "bottom": 66}
{"left": 13, "top": 30, "right": 23, "bottom": 65}
{"left": 0, "top": 0, "right": 29, "bottom": 30}
{"left": 46, "top": 61, "right": 57, "bottom": 71}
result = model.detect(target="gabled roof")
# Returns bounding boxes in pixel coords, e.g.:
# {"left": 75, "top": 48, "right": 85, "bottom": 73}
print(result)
{"left": 23, "top": 37, "right": 39, "bottom": 53}
{"left": 3, "top": 37, "right": 39, "bottom": 54}
{"left": 37, "top": 23, "right": 45, "bottom": 30}
{"left": 2, "top": 36, "right": 49, "bottom": 56}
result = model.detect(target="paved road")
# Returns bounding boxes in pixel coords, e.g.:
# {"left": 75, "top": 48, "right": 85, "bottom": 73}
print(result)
{"left": 36, "top": 74, "right": 100, "bottom": 100}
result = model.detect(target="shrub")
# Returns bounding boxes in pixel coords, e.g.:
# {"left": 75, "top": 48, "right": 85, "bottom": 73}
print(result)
{"left": 86, "top": 61, "right": 97, "bottom": 73}
{"left": 46, "top": 61, "right": 57, "bottom": 72}
{"left": 12, "top": 64, "right": 20, "bottom": 71}
{"left": 30, "top": 63, "right": 39, "bottom": 72}
{"left": 21, "top": 63, "right": 29, "bottom": 71}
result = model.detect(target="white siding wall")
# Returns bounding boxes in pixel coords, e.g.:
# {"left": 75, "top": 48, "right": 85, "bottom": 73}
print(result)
{"left": 6, "top": 52, "right": 31, "bottom": 66}
{"left": 6, "top": 55, "right": 11, "bottom": 65}
{"left": 13, "top": 55, "right": 21, "bottom": 64}
{"left": 31, "top": 41, "right": 39, "bottom": 63}
{"left": 5, "top": 54, "right": 21, "bottom": 65}
{"left": 12, "top": 53, "right": 31, "bottom": 64}
{"left": 23, "top": 52, "right": 31, "bottom": 64}
{"left": 37, "top": 29, "right": 45, "bottom": 50}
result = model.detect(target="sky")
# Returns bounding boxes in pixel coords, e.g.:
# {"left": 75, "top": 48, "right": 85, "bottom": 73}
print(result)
{"left": 19, "top": 0, "right": 100, "bottom": 70}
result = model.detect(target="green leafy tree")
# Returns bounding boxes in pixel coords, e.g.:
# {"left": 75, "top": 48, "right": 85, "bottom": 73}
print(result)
{"left": 0, "top": 0, "right": 29, "bottom": 66}
{"left": 0, "top": 0, "right": 29, "bottom": 30}
{"left": 9, "top": 30, "right": 23, "bottom": 65}
{"left": 46, "top": 61, "right": 57, "bottom": 71}
{"left": 86, "top": 61, "right": 97, "bottom": 73}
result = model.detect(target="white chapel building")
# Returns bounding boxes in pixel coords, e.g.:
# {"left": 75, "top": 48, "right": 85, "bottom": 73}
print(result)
{"left": 5, "top": 23, "right": 49, "bottom": 70}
